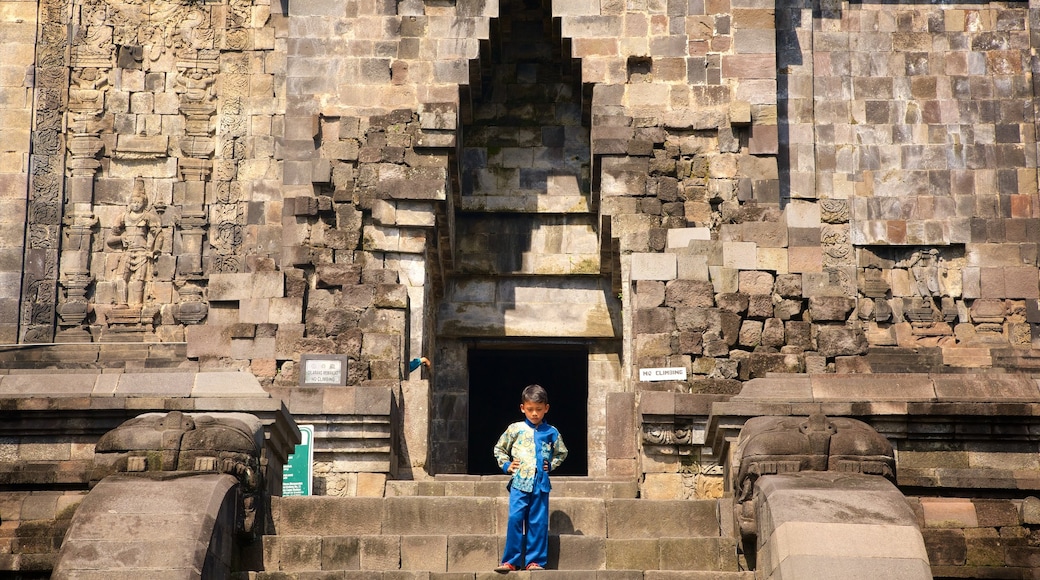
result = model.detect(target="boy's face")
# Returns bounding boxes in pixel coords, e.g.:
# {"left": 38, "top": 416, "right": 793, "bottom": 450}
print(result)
{"left": 520, "top": 401, "right": 549, "bottom": 425}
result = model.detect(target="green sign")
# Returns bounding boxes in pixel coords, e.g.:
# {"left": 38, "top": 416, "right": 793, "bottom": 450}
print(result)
{"left": 282, "top": 425, "right": 314, "bottom": 496}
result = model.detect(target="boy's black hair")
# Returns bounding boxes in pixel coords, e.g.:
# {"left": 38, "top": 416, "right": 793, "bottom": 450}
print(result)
{"left": 521, "top": 384, "right": 549, "bottom": 404}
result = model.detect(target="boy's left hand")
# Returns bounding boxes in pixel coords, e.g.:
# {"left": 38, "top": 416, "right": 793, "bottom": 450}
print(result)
{"left": 543, "top": 460, "right": 549, "bottom": 472}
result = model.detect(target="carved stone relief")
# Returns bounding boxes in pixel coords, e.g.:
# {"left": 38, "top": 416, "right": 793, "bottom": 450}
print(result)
{"left": 856, "top": 246, "right": 965, "bottom": 333}
{"left": 103, "top": 181, "right": 163, "bottom": 306}
{"left": 21, "top": 0, "right": 71, "bottom": 342}
{"left": 21, "top": 0, "right": 279, "bottom": 340}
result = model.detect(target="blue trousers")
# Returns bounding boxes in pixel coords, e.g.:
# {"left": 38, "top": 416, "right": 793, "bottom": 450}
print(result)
{"left": 501, "top": 485, "right": 550, "bottom": 567}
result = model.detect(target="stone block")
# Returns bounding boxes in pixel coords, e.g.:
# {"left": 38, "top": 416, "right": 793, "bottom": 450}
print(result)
{"left": 677, "top": 254, "right": 710, "bottom": 281}
{"left": 355, "top": 386, "right": 393, "bottom": 415}
{"left": 922, "top": 528, "right": 967, "bottom": 566}
{"left": 814, "top": 370, "right": 933, "bottom": 400}
{"left": 807, "top": 296, "right": 855, "bottom": 321}
{"left": 802, "top": 269, "right": 855, "bottom": 297}
{"left": 641, "top": 473, "right": 684, "bottom": 500}
{"left": 208, "top": 273, "right": 253, "bottom": 301}
{"left": 314, "top": 265, "right": 364, "bottom": 288}
{"left": 401, "top": 535, "right": 447, "bottom": 572}
{"left": 932, "top": 374, "right": 1039, "bottom": 402}
{"left": 635, "top": 281, "right": 665, "bottom": 309}
{"left": 385, "top": 497, "right": 497, "bottom": 535}
{"left": 631, "top": 253, "right": 677, "bottom": 281}
{"left": 920, "top": 497, "right": 979, "bottom": 528}
{"left": 1004, "top": 266, "right": 1039, "bottom": 299}
{"left": 773, "top": 555, "right": 932, "bottom": 580}
{"left": 757, "top": 247, "right": 788, "bottom": 273}
{"left": 785, "top": 200, "right": 821, "bottom": 228}
{"left": 550, "top": 498, "right": 607, "bottom": 537}
{"left": 788, "top": 246, "right": 823, "bottom": 273}
{"left": 738, "top": 270, "right": 774, "bottom": 294}
{"left": 740, "top": 222, "right": 786, "bottom": 250}
{"left": 979, "top": 267, "right": 1007, "bottom": 298}
{"left": 322, "top": 536, "right": 361, "bottom": 570}
{"left": 553, "top": 534, "right": 606, "bottom": 570}
{"left": 362, "top": 333, "right": 401, "bottom": 360}
{"left": 762, "top": 318, "right": 785, "bottom": 346}
{"left": 606, "top": 392, "right": 637, "bottom": 459}
{"left": 973, "top": 499, "right": 1020, "bottom": 527}
{"left": 666, "top": 228, "right": 711, "bottom": 249}
{"left": 1005, "top": 546, "right": 1040, "bottom": 568}
{"left": 636, "top": 333, "right": 672, "bottom": 358}
{"left": 722, "top": 242, "right": 757, "bottom": 269}
{"left": 748, "top": 294, "right": 773, "bottom": 318}
{"left": 273, "top": 535, "right": 322, "bottom": 571}
{"left": 360, "top": 535, "right": 400, "bottom": 570}
{"left": 665, "top": 280, "right": 715, "bottom": 308}
{"left": 605, "top": 499, "right": 719, "bottom": 538}
{"left": 717, "top": 293, "right": 749, "bottom": 314}
{"left": 659, "top": 537, "right": 736, "bottom": 571}
{"left": 963, "top": 528, "right": 1004, "bottom": 567}
{"left": 446, "top": 535, "right": 498, "bottom": 572}
{"left": 739, "top": 320, "right": 763, "bottom": 347}
{"left": 632, "top": 307, "right": 673, "bottom": 334}
{"left": 357, "top": 472, "right": 387, "bottom": 497}
{"left": 1023, "top": 496, "right": 1040, "bottom": 524}
{"left": 273, "top": 497, "right": 383, "bottom": 536}
{"left": 606, "top": 538, "right": 660, "bottom": 570}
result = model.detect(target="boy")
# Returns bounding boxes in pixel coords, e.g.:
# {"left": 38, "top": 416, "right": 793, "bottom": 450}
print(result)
{"left": 493, "top": 384, "right": 568, "bottom": 572}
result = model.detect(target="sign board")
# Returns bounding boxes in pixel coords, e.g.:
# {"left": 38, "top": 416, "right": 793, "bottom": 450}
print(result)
{"left": 282, "top": 425, "right": 314, "bottom": 496}
{"left": 300, "top": 354, "right": 349, "bottom": 386}
{"left": 639, "top": 367, "right": 687, "bottom": 382}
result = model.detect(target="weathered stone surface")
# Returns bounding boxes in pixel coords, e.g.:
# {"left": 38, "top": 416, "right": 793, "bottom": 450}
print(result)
{"left": 716, "top": 292, "right": 749, "bottom": 314}
{"left": 54, "top": 474, "right": 244, "bottom": 578}
{"left": 815, "top": 326, "right": 868, "bottom": 358}
{"left": 665, "top": 280, "right": 716, "bottom": 308}
{"left": 808, "top": 296, "right": 855, "bottom": 321}
{"left": 752, "top": 473, "right": 929, "bottom": 580}
{"left": 922, "top": 528, "right": 967, "bottom": 566}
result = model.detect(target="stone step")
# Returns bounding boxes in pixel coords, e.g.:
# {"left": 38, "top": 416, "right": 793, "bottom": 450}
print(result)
{"left": 262, "top": 534, "right": 738, "bottom": 574}
{"left": 386, "top": 476, "right": 639, "bottom": 499}
{"left": 270, "top": 497, "right": 723, "bottom": 539}
{"left": 255, "top": 571, "right": 754, "bottom": 579}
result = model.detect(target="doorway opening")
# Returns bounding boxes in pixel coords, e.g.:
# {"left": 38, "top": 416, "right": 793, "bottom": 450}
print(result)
{"left": 467, "top": 346, "right": 588, "bottom": 476}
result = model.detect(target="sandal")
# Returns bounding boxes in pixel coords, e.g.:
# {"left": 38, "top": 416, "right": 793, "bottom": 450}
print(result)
{"left": 525, "top": 563, "right": 544, "bottom": 570}
{"left": 494, "top": 563, "right": 517, "bottom": 573}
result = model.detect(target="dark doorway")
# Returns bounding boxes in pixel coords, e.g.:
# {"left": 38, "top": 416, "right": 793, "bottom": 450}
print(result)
{"left": 468, "top": 346, "right": 588, "bottom": 476}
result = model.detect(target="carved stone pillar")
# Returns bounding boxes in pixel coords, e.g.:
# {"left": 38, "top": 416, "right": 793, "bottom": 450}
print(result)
{"left": 174, "top": 56, "right": 217, "bottom": 295}
{"left": 57, "top": 15, "right": 112, "bottom": 341}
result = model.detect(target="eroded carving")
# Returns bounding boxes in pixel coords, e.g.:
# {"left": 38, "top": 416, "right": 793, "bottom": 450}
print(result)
{"left": 731, "top": 414, "right": 895, "bottom": 559}
{"left": 642, "top": 422, "right": 695, "bottom": 447}
{"left": 820, "top": 199, "right": 849, "bottom": 224}
{"left": 91, "top": 411, "right": 265, "bottom": 539}
{"left": 857, "top": 246, "right": 965, "bottom": 331}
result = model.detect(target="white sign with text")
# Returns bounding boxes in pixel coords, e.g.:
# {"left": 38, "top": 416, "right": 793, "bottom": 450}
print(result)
{"left": 639, "top": 367, "right": 687, "bottom": 381}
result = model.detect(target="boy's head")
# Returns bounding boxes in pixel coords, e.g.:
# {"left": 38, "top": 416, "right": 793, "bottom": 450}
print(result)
{"left": 520, "top": 384, "right": 549, "bottom": 425}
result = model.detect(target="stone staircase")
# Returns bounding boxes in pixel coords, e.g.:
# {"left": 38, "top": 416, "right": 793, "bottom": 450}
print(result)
{"left": 259, "top": 477, "right": 751, "bottom": 579}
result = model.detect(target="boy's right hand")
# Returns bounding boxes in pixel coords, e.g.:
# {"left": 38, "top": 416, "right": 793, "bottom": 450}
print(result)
{"left": 507, "top": 459, "right": 520, "bottom": 474}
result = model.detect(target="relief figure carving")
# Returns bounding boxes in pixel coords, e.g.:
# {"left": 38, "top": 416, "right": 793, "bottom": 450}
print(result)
{"left": 106, "top": 182, "right": 162, "bottom": 305}
{"left": 176, "top": 67, "right": 216, "bottom": 105}
{"left": 906, "top": 248, "right": 941, "bottom": 298}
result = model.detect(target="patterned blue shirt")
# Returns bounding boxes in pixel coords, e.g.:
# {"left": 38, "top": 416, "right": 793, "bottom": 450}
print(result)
{"left": 494, "top": 419, "right": 568, "bottom": 493}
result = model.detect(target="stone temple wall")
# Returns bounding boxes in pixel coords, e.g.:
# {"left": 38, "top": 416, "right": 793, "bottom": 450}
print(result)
{"left": 1, "top": 0, "right": 1040, "bottom": 495}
